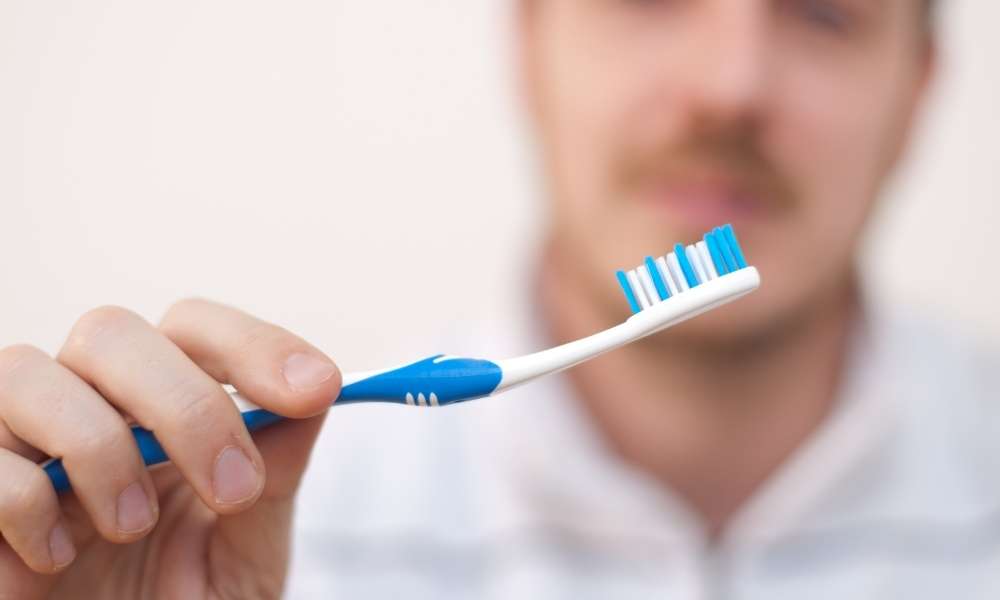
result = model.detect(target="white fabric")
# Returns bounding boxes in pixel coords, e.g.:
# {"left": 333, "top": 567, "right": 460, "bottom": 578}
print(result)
{"left": 285, "top": 300, "right": 1000, "bottom": 599}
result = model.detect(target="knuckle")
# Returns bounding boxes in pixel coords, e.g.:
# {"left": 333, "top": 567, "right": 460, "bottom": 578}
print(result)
{"left": 0, "top": 466, "right": 49, "bottom": 518}
{"left": 170, "top": 381, "right": 228, "bottom": 435}
{"left": 160, "top": 297, "right": 211, "bottom": 328}
{"left": 70, "top": 421, "right": 132, "bottom": 464}
{"left": 64, "top": 305, "right": 140, "bottom": 354}
{"left": 233, "top": 321, "right": 288, "bottom": 357}
{"left": 0, "top": 344, "right": 45, "bottom": 383}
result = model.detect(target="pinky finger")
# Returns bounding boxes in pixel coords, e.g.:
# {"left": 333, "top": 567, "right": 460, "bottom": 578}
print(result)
{"left": 0, "top": 448, "right": 75, "bottom": 573}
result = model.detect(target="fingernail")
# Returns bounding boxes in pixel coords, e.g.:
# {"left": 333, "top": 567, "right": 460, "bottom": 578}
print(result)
{"left": 49, "top": 522, "right": 75, "bottom": 568}
{"left": 213, "top": 445, "right": 261, "bottom": 504}
{"left": 117, "top": 481, "right": 155, "bottom": 534}
{"left": 282, "top": 352, "right": 337, "bottom": 391}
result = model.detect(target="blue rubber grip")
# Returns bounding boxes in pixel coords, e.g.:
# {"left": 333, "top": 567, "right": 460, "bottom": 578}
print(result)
{"left": 43, "top": 355, "right": 502, "bottom": 493}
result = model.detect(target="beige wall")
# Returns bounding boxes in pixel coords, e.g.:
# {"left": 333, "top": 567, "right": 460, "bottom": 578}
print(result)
{"left": 867, "top": 0, "right": 1000, "bottom": 341}
{"left": 1, "top": 1, "right": 997, "bottom": 369}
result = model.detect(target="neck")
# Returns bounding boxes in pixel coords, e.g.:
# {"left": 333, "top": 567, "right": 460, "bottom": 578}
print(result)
{"left": 537, "top": 238, "right": 856, "bottom": 539}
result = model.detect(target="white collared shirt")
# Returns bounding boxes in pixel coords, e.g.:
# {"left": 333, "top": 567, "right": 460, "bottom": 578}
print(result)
{"left": 285, "top": 302, "right": 1000, "bottom": 599}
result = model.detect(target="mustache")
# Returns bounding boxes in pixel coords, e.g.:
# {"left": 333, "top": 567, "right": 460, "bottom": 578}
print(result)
{"left": 616, "top": 131, "right": 797, "bottom": 210}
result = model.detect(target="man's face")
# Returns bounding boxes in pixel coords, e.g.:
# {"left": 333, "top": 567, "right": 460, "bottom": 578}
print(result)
{"left": 523, "top": 0, "right": 932, "bottom": 342}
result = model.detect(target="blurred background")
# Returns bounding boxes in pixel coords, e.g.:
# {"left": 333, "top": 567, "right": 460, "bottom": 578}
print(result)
{"left": 0, "top": 0, "right": 997, "bottom": 367}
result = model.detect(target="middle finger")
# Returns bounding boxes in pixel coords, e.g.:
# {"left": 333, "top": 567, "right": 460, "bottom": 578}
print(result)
{"left": 57, "top": 306, "right": 265, "bottom": 513}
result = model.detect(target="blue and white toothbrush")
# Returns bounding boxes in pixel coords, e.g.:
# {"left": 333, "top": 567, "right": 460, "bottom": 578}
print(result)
{"left": 44, "top": 224, "right": 759, "bottom": 492}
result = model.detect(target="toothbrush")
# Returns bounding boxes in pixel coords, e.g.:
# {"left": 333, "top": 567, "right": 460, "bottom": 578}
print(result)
{"left": 43, "top": 224, "right": 759, "bottom": 492}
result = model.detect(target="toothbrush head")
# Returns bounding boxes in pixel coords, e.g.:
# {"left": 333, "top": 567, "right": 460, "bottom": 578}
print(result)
{"left": 615, "top": 224, "right": 749, "bottom": 314}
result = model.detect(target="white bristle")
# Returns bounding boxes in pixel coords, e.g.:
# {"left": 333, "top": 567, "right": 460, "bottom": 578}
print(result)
{"left": 667, "top": 253, "right": 689, "bottom": 292}
{"left": 687, "top": 245, "right": 708, "bottom": 284}
{"left": 696, "top": 241, "right": 717, "bottom": 280}
{"left": 626, "top": 269, "right": 652, "bottom": 310}
{"left": 655, "top": 256, "right": 679, "bottom": 297}
{"left": 637, "top": 264, "right": 660, "bottom": 304}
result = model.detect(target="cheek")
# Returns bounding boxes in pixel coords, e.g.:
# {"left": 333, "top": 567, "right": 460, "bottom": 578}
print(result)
{"left": 542, "top": 40, "right": 646, "bottom": 271}
{"left": 697, "top": 55, "right": 914, "bottom": 335}
{"left": 545, "top": 67, "right": 621, "bottom": 214}
{"left": 768, "top": 57, "right": 908, "bottom": 269}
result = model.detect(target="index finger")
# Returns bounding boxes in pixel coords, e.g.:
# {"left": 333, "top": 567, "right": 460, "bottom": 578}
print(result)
{"left": 158, "top": 298, "right": 341, "bottom": 419}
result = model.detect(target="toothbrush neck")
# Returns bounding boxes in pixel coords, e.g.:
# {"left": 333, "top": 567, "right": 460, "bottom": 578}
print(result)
{"left": 538, "top": 237, "right": 858, "bottom": 540}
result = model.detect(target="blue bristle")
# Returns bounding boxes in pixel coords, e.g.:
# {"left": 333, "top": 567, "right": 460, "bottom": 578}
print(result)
{"left": 615, "top": 225, "right": 749, "bottom": 312}
{"left": 714, "top": 227, "right": 738, "bottom": 273}
{"left": 705, "top": 232, "right": 728, "bottom": 275}
{"left": 674, "top": 243, "right": 700, "bottom": 287}
{"left": 721, "top": 224, "right": 747, "bottom": 269}
{"left": 644, "top": 256, "right": 670, "bottom": 300}
{"left": 616, "top": 270, "right": 641, "bottom": 314}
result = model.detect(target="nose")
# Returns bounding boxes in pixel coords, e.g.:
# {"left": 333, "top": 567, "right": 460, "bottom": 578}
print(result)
{"left": 681, "top": 2, "right": 772, "bottom": 129}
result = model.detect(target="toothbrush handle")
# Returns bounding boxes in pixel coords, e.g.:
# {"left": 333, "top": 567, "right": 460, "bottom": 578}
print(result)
{"left": 41, "top": 408, "right": 284, "bottom": 493}
{"left": 42, "top": 354, "right": 503, "bottom": 493}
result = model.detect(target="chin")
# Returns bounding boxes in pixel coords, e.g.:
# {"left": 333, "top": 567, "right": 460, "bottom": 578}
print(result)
{"left": 656, "top": 300, "right": 784, "bottom": 349}
{"left": 652, "top": 272, "right": 843, "bottom": 355}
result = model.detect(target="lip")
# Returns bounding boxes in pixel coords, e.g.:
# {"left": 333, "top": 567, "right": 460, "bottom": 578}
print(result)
{"left": 639, "top": 179, "right": 771, "bottom": 230}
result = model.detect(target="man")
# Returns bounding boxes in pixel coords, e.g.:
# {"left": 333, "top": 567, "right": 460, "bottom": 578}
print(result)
{"left": 2, "top": 0, "right": 996, "bottom": 598}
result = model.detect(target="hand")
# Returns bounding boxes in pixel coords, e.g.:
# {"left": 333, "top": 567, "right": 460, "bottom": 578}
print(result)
{"left": 0, "top": 299, "right": 342, "bottom": 599}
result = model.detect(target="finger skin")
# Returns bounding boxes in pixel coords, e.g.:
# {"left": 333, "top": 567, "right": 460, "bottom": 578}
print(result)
{"left": 158, "top": 298, "right": 341, "bottom": 419}
{"left": 0, "top": 419, "right": 44, "bottom": 462}
{"left": 200, "top": 408, "right": 330, "bottom": 598}
{"left": 0, "top": 344, "right": 159, "bottom": 544}
{"left": 0, "top": 448, "right": 74, "bottom": 574}
{"left": 156, "top": 299, "right": 342, "bottom": 591}
{"left": 56, "top": 306, "right": 267, "bottom": 515}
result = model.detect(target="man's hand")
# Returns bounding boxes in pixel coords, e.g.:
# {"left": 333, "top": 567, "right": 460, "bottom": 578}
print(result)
{"left": 0, "top": 299, "right": 341, "bottom": 599}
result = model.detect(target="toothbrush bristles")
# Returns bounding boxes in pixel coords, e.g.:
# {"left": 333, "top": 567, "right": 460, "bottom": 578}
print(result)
{"left": 615, "top": 224, "right": 748, "bottom": 314}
